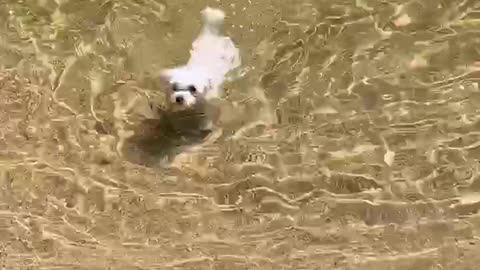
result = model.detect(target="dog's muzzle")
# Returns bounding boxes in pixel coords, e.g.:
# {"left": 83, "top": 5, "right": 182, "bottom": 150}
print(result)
{"left": 170, "top": 91, "right": 197, "bottom": 108}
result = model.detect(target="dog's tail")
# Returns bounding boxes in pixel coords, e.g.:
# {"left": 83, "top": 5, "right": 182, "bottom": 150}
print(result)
{"left": 200, "top": 7, "right": 226, "bottom": 34}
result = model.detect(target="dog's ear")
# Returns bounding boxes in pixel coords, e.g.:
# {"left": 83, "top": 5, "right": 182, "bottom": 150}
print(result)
{"left": 158, "top": 69, "right": 173, "bottom": 82}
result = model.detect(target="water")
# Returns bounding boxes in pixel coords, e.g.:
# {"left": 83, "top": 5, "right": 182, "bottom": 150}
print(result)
{"left": 1, "top": 0, "right": 480, "bottom": 269}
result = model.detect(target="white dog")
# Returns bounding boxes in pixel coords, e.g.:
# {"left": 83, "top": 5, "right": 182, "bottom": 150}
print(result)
{"left": 159, "top": 7, "right": 241, "bottom": 111}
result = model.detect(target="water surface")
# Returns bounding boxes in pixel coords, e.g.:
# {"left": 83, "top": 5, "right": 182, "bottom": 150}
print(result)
{"left": 1, "top": 0, "right": 480, "bottom": 269}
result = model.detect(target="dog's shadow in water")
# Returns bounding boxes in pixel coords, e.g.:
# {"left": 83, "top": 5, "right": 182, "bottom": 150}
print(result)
{"left": 118, "top": 106, "right": 213, "bottom": 167}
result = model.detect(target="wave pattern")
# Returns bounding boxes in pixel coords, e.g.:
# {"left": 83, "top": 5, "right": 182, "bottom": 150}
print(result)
{"left": 1, "top": 0, "right": 480, "bottom": 269}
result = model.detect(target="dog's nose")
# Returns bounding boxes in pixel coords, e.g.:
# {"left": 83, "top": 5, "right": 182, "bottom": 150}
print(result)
{"left": 175, "top": 96, "right": 184, "bottom": 104}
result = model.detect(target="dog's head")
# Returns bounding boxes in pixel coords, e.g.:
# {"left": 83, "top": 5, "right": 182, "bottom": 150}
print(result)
{"left": 160, "top": 66, "right": 213, "bottom": 111}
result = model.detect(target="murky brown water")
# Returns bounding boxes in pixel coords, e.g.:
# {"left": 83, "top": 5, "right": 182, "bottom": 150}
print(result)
{"left": 1, "top": 0, "right": 480, "bottom": 269}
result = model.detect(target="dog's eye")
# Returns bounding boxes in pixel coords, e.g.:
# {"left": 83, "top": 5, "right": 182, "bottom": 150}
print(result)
{"left": 171, "top": 83, "right": 179, "bottom": 91}
{"left": 187, "top": 85, "right": 197, "bottom": 93}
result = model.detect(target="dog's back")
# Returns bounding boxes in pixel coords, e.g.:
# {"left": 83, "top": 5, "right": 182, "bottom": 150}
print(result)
{"left": 187, "top": 7, "right": 241, "bottom": 98}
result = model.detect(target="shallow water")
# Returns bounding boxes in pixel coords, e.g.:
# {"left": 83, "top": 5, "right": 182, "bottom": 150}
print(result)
{"left": 1, "top": 0, "right": 480, "bottom": 269}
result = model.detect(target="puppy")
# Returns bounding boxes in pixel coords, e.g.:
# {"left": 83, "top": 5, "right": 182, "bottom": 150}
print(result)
{"left": 121, "top": 7, "right": 240, "bottom": 166}
{"left": 159, "top": 7, "right": 241, "bottom": 111}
